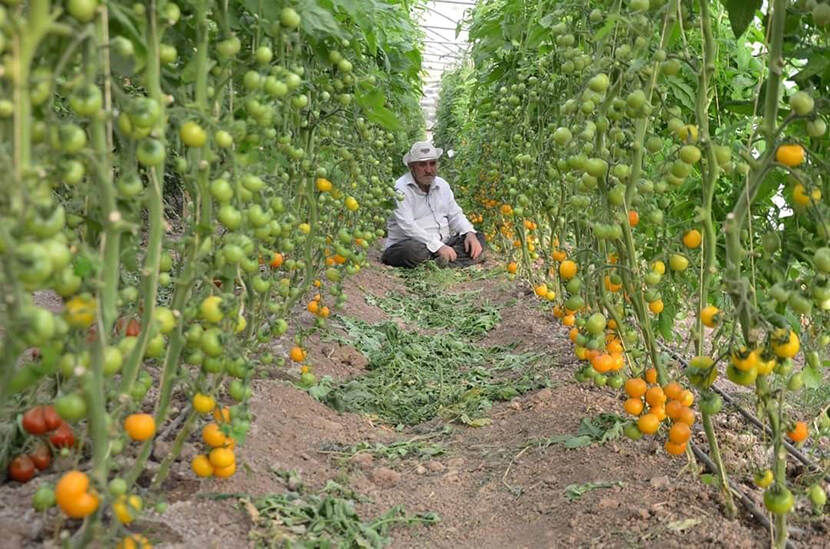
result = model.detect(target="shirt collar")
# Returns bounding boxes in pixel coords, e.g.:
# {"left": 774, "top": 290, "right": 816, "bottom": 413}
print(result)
{"left": 404, "top": 171, "right": 438, "bottom": 194}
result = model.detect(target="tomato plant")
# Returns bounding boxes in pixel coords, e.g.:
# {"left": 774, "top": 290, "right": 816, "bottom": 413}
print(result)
{"left": 0, "top": 0, "right": 424, "bottom": 541}
{"left": 432, "top": 1, "right": 828, "bottom": 547}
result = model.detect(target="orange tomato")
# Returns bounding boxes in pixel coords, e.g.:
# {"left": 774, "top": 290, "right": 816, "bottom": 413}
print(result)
{"left": 192, "top": 454, "right": 213, "bottom": 477}
{"left": 202, "top": 422, "right": 228, "bottom": 448}
{"left": 645, "top": 386, "right": 667, "bottom": 407}
{"left": 787, "top": 421, "right": 808, "bottom": 443}
{"left": 665, "top": 400, "right": 684, "bottom": 420}
{"left": 669, "top": 422, "right": 691, "bottom": 444}
{"left": 676, "top": 406, "right": 696, "bottom": 427}
{"left": 559, "top": 259, "right": 578, "bottom": 280}
{"left": 506, "top": 261, "right": 518, "bottom": 274}
{"left": 682, "top": 229, "right": 702, "bottom": 249}
{"left": 124, "top": 413, "right": 156, "bottom": 441}
{"left": 628, "top": 210, "right": 639, "bottom": 227}
{"left": 290, "top": 346, "right": 306, "bottom": 362}
{"left": 645, "top": 367, "right": 658, "bottom": 384}
{"left": 624, "top": 397, "right": 644, "bottom": 416}
{"left": 208, "top": 447, "right": 235, "bottom": 469}
{"left": 665, "top": 440, "right": 687, "bottom": 456}
{"left": 213, "top": 406, "right": 231, "bottom": 423}
{"left": 663, "top": 381, "right": 683, "bottom": 401}
{"left": 775, "top": 144, "right": 804, "bottom": 167}
{"left": 624, "top": 377, "right": 647, "bottom": 398}
{"left": 270, "top": 252, "right": 284, "bottom": 268}
{"left": 637, "top": 413, "right": 660, "bottom": 435}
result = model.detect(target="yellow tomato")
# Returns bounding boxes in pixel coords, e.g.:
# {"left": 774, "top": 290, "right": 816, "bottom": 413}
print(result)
{"left": 192, "top": 393, "right": 216, "bottom": 414}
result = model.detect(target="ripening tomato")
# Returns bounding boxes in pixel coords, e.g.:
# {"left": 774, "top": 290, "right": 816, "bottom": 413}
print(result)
{"left": 30, "top": 443, "right": 52, "bottom": 470}
{"left": 49, "top": 422, "right": 76, "bottom": 448}
{"left": 8, "top": 455, "right": 36, "bottom": 483}
{"left": 22, "top": 406, "right": 48, "bottom": 435}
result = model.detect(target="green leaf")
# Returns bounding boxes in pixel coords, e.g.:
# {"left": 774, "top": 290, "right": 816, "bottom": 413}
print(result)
{"left": 364, "top": 104, "right": 402, "bottom": 131}
{"left": 721, "top": 0, "right": 762, "bottom": 38}
{"left": 657, "top": 299, "right": 676, "bottom": 341}
{"left": 296, "top": 0, "right": 345, "bottom": 40}
{"left": 700, "top": 473, "right": 717, "bottom": 485}
{"left": 74, "top": 255, "right": 96, "bottom": 279}
{"left": 594, "top": 16, "right": 617, "bottom": 42}
{"left": 801, "top": 363, "right": 822, "bottom": 389}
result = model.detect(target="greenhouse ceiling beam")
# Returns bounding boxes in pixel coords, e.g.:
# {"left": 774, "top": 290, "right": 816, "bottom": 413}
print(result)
{"left": 425, "top": 5, "right": 460, "bottom": 26}
{"left": 423, "top": 25, "right": 466, "bottom": 32}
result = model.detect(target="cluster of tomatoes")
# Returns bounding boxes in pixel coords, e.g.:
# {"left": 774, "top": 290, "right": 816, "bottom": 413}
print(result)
{"left": 191, "top": 399, "right": 238, "bottom": 480}
{"left": 7, "top": 406, "right": 73, "bottom": 483}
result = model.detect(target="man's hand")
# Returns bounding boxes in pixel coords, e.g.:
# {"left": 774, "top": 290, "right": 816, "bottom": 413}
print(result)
{"left": 437, "top": 245, "right": 457, "bottom": 262}
{"left": 464, "top": 232, "right": 483, "bottom": 259}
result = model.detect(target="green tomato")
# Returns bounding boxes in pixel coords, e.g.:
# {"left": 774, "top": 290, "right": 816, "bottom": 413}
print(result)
{"left": 136, "top": 138, "right": 166, "bottom": 166}
{"left": 145, "top": 334, "right": 166, "bottom": 358}
{"left": 32, "top": 485, "right": 56, "bottom": 511}
{"left": 69, "top": 83, "right": 103, "bottom": 117}
{"left": 16, "top": 242, "right": 54, "bottom": 287}
{"left": 128, "top": 97, "right": 162, "bottom": 129}
{"left": 103, "top": 345, "right": 124, "bottom": 375}
{"left": 763, "top": 486, "right": 794, "bottom": 514}
{"left": 280, "top": 7, "right": 301, "bottom": 28}
{"left": 217, "top": 204, "right": 242, "bottom": 230}
{"left": 67, "top": 0, "right": 98, "bottom": 22}
{"left": 108, "top": 477, "right": 128, "bottom": 496}
{"left": 200, "top": 328, "right": 223, "bottom": 357}
{"left": 216, "top": 35, "right": 241, "bottom": 58}
{"left": 214, "top": 130, "right": 233, "bottom": 148}
{"left": 55, "top": 393, "right": 87, "bottom": 422}
{"left": 210, "top": 178, "right": 234, "bottom": 202}
{"left": 159, "top": 43, "right": 177, "bottom": 64}
{"left": 180, "top": 121, "right": 206, "bottom": 147}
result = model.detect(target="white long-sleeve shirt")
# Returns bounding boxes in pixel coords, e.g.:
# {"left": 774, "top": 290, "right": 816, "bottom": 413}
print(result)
{"left": 385, "top": 171, "right": 475, "bottom": 253}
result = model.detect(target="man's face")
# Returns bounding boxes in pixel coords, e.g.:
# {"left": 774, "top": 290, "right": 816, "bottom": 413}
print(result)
{"left": 410, "top": 159, "right": 438, "bottom": 188}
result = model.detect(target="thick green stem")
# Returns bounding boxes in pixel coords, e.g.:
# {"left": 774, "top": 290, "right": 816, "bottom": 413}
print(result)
{"left": 724, "top": 0, "right": 786, "bottom": 342}
{"left": 701, "top": 409, "right": 736, "bottom": 516}
{"left": 119, "top": 1, "right": 166, "bottom": 394}
{"left": 85, "top": 8, "right": 119, "bottom": 490}
{"left": 695, "top": 0, "right": 717, "bottom": 356}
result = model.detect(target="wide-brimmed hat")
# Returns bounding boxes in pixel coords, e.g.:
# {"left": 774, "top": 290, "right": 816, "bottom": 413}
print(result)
{"left": 403, "top": 141, "right": 443, "bottom": 166}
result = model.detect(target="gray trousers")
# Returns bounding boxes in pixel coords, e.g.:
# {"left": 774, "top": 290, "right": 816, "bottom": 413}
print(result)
{"left": 381, "top": 233, "right": 487, "bottom": 268}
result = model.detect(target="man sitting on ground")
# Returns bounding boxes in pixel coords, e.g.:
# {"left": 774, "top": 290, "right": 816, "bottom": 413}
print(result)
{"left": 381, "top": 141, "right": 486, "bottom": 268}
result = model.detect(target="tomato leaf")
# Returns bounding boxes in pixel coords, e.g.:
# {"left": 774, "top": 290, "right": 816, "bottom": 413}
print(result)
{"left": 721, "top": 0, "right": 762, "bottom": 38}
{"left": 800, "top": 363, "right": 822, "bottom": 389}
{"left": 296, "top": 0, "right": 346, "bottom": 40}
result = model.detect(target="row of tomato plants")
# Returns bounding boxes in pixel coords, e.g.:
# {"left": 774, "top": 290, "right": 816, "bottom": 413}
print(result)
{"left": 434, "top": 0, "right": 827, "bottom": 547}
{"left": 0, "top": 0, "right": 424, "bottom": 545}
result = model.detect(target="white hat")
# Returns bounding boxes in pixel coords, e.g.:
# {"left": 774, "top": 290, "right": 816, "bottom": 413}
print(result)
{"left": 403, "top": 141, "right": 443, "bottom": 166}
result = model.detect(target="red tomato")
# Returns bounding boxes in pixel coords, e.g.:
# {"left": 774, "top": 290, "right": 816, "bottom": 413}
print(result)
{"left": 43, "top": 405, "right": 62, "bottom": 431}
{"left": 126, "top": 318, "right": 141, "bottom": 337}
{"left": 30, "top": 443, "right": 52, "bottom": 470}
{"left": 49, "top": 422, "right": 76, "bottom": 449}
{"left": 8, "top": 456, "right": 36, "bottom": 483}
{"left": 22, "top": 406, "right": 48, "bottom": 435}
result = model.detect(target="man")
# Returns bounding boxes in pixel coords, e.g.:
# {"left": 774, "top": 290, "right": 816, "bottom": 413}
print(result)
{"left": 381, "top": 141, "right": 486, "bottom": 268}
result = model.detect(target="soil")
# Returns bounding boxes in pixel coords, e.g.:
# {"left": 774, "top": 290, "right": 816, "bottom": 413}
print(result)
{"left": 1, "top": 251, "right": 828, "bottom": 549}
